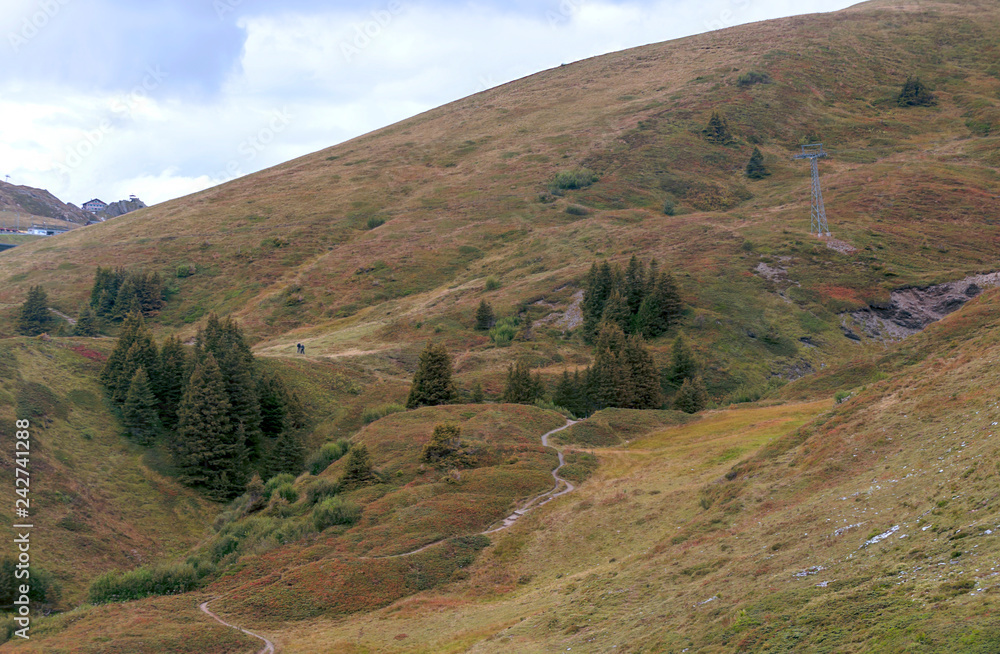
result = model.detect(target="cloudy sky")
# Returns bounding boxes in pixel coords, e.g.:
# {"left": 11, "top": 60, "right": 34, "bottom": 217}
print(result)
{"left": 1, "top": 0, "right": 859, "bottom": 207}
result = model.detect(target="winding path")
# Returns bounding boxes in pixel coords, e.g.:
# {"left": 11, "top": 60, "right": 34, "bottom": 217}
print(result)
{"left": 199, "top": 417, "right": 582, "bottom": 651}
{"left": 199, "top": 600, "right": 275, "bottom": 654}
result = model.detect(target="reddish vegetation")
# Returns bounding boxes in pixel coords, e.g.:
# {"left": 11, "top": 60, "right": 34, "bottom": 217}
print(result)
{"left": 70, "top": 345, "right": 107, "bottom": 362}
{"left": 816, "top": 285, "right": 863, "bottom": 304}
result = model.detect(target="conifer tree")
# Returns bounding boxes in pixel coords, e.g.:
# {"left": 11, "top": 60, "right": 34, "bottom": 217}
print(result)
{"left": 157, "top": 336, "right": 187, "bottom": 429}
{"left": 173, "top": 353, "right": 247, "bottom": 499}
{"left": 646, "top": 259, "right": 660, "bottom": 296}
{"left": 624, "top": 335, "right": 661, "bottom": 409}
{"left": 470, "top": 381, "right": 485, "bottom": 404}
{"left": 673, "top": 376, "right": 708, "bottom": 414}
{"left": 553, "top": 370, "right": 575, "bottom": 412}
{"left": 118, "top": 329, "right": 160, "bottom": 404}
{"left": 340, "top": 444, "right": 378, "bottom": 490}
{"left": 257, "top": 372, "right": 290, "bottom": 437}
{"left": 111, "top": 276, "right": 139, "bottom": 321}
{"left": 588, "top": 323, "right": 627, "bottom": 410}
{"left": 268, "top": 430, "right": 304, "bottom": 478}
{"left": 898, "top": 76, "right": 935, "bottom": 107}
{"left": 16, "top": 286, "right": 54, "bottom": 336}
{"left": 423, "top": 423, "right": 461, "bottom": 464}
{"left": 639, "top": 272, "right": 683, "bottom": 338}
{"left": 662, "top": 333, "right": 698, "bottom": 393}
{"left": 503, "top": 360, "right": 540, "bottom": 404}
{"left": 122, "top": 367, "right": 160, "bottom": 445}
{"left": 582, "top": 261, "right": 614, "bottom": 341}
{"left": 406, "top": 343, "right": 456, "bottom": 408}
{"left": 746, "top": 147, "right": 770, "bottom": 179}
{"left": 600, "top": 290, "right": 632, "bottom": 333}
{"left": 100, "top": 312, "right": 141, "bottom": 394}
{"left": 624, "top": 255, "right": 647, "bottom": 315}
{"left": 474, "top": 300, "right": 495, "bottom": 331}
{"left": 572, "top": 369, "right": 590, "bottom": 417}
{"left": 703, "top": 111, "right": 734, "bottom": 144}
{"left": 74, "top": 304, "right": 98, "bottom": 337}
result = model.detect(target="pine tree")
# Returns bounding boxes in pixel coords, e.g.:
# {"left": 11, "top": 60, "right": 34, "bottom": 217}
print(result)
{"left": 624, "top": 335, "right": 661, "bottom": 409}
{"left": 898, "top": 76, "right": 935, "bottom": 107}
{"left": 16, "top": 286, "right": 54, "bottom": 336}
{"left": 257, "top": 372, "right": 289, "bottom": 436}
{"left": 340, "top": 444, "right": 378, "bottom": 490}
{"left": 600, "top": 290, "right": 632, "bottom": 333}
{"left": 572, "top": 369, "right": 590, "bottom": 417}
{"left": 553, "top": 370, "right": 575, "bottom": 412}
{"left": 268, "top": 430, "right": 304, "bottom": 477}
{"left": 423, "top": 423, "right": 461, "bottom": 463}
{"left": 100, "top": 312, "right": 141, "bottom": 395}
{"left": 173, "top": 353, "right": 247, "bottom": 499}
{"left": 624, "top": 255, "right": 647, "bottom": 315}
{"left": 588, "top": 323, "right": 627, "bottom": 410}
{"left": 218, "top": 347, "right": 263, "bottom": 462}
{"left": 135, "top": 271, "right": 165, "bottom": 316}
{"left": 74, "top": 304, "right": 98, "bottom": 337}
{"left": 503, "top": 360, "right": 539, "bottom": 404}
{"left": 746, "top": 147, "right": 770, "bottom": 179}
{"left": 582, "top": 261, "right": 614, "bottom": 341}
{"left": 470, "top": 381, "right": 485, "bottom": 403}
{"left": 474, "top": 300, "right": 495, "bottom": 331}
{"left": 111, "top": 276, "right": 139, "bottom": 322}
{"left": 673, "top": 376, "right": 708, "bottom": 414}
{"left": 157, "top": 336, "right": 187, "bottom": 429}
{"left": 640, "top": 272, "right": 683, "bottom": 338}
{"left": 703, "top": 111, "right": 734, "bottom": 145}
{"left": 122, "top": 367, "right": 160, "bottom": 445}
{"left": 662, "top": 333, "right": 698, "bottom": 393}
{"left": 118, "top": 328, "right": 160, "bottom": 404}
{"left": 406, "top": 343, "right": 456, "bottom": 408}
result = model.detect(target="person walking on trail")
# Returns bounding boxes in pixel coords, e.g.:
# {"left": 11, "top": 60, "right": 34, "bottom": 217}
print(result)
{"left": 301, "top": 344, "right": 306, "bottom": 355}
{"left": 296, "top": 343, "right": 303, "bottom": 354}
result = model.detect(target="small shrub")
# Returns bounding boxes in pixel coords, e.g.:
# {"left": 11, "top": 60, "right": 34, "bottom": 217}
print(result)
{"left": 88, "top": 563, "right": 200, "bottom": 604}
{"left": 663, "top": 198, "right": 676, "bottom": 216}
{"left": 361, "top": 403, "right": 406, "bottom": 424}
{"left": 365, "top": 216, "right": 386, "bottom": 230}
{"left": 313, "top": 496, "right": 362, "bottom": 530}
{"left": 306, "top": 478, "right": 341, "bottom": 505}
{"left": 484, "top": 276, "right": 501, "bottom": 291}
{"left": 263, "top": 473, "right": 295, "bottom": 495}
{"left": 550, "top": 168, "right": 598, "bottom": 191}
{"left": 834, "top": 390, "right": 851, "bottom": 404}
{"left": 489, "top": 316, "right": 519, "bottom": 347}
{"left": 271, "top": 482, "right": 299, "bottom": 504}
{"left": 306, "top": 439, "right": 351, "bottom": 475}
{"left": 175, "top": 263, "right": 195, "bottom": 278}
{"left": 897, "top": 76, "right": 936, "bottom": 107}
{"left": 737, "top": 71, "right": 771, "bottom": 87}
{"left": 565, "top": 204, "right": 589, "bottom": 216}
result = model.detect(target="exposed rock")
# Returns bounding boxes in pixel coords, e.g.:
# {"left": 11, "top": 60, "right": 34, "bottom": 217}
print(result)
{"left": 97, "top": 198, "right": 147, "bottom": 219}
{"left": 848, "top": 272, "right": 1000, "bottom": 341}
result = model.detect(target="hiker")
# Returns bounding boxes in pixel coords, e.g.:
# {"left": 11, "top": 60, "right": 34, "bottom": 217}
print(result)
{"left": 296, "top": 343, "right": 303, "bottom": 354}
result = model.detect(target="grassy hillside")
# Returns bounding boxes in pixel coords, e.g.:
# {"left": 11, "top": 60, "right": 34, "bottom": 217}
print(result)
{"left": 1, "top": 0, "right": 998, "bottom": 400}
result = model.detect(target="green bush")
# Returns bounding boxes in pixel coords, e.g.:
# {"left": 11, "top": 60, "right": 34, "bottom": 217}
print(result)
{"left": 365, "top": 216, "right": 386, "bottom": 230}
{"left": 88, "top": 563, "right": 200, "bottom": 604}
{"left": 313, "top": 496, "right": 362, "bottom": 531}
{"left": 663, "top": 198, "right": 676, "bottom": 216}
{"left": 306, "top": 439, "right": 351, "bottom": 475}
{"left": 484, "top": 276, "right": 501, "bottom": 291}
{"left": 489, "top": 316, "right": 520, "bottom": 347}
{"left": 175, "top": 263, "right": 195, "bottom": 278}
{"left": 305, "top": 478, "right": 341, "bottom": 505}
{"left": 361, "top": 403, "right": 406, "bottom": 424}
{"left": 565, "top": 204, "right": 589, "bottom": 216}
{"left": 737, "top": 71, "right": 771, "bottom": 87}
{"left": 834, "top": 390, "right": 851, "bottom": 404}
{"left": 271, "top": 482, "right": 299, "bottom": 503}
{"left": 550, "top": 168, "right": 598, "bottom": 191}
{"left": 263, "top": 473, "right": 295, "bottom": 495}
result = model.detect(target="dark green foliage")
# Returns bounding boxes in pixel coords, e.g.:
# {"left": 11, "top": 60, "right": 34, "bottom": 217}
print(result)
{"left": 365, "top": 216, "right": 386, "bottom": 230}
{"left": 703, "top": 111, "right": 734, "bottom": 144}
{"left": 101, "top": 312, "right": 160, "bottom": 404}
{"left": 565, "top": 204, "right": 589, "bottom": 216}
{"left": 662, "top": 333, "right": 699, "bottom": 393}
{"left": 898, "top": 76, "right": 936, "bottom": 107}
{"left": 746, "top": 147, "right": 770, "bottom": 179}
{"left": 484, "top": 276, "right": 501, "bottom": 291}
{"left": 553, "top": 370, "right": 589, "bottom": 418}
{"left": 157, "top": 336, "right": 187, "bottom": 430}
{"left": 503, "top": 360, "right": 544, "bottom": 404}
{"left": 601, "top": 289, "right": 632, "bottom": 332}
{"left": 471, "top": 381, "right": 485, "bottom": 403}
{"left": 90, "top": 267, "right": 165, "bottom": 321}
{"left": 306, "top": 439, "right": 351, "bottom": 475}
{"left": 624, "top": 335, "right": 661, "bottom": 409}
{"left": 173, "top": 353, "right": 247, "bottom": 499}
{"left": 406, "top": 343, "right": 456, "bottom": 408}
{"left": 582, "top": 261, "right": 614, "bottom": 341}
{"left": 550, "top": 168, "right": 598, "bottom": 191}
{"left": 585, "top": 259, "right": 682, "bottom": 341}
{"left": 244, "top": 475, "right": 267, "bottom": 513}
{"left": 122, "top": 367, "right": 160, "bottom": 445}
{"left": 361, "top": 403, "right": 406, "bottom": 424}
{"left": 423, "top": 423, "right": 461, "bottom": 463}
{"left": 474, "top": 300, "right": 495, "bottom": 330}
{"left": 313, "top": 496, "right": 362, "bottom": 530}
{"left": 489, "top": 316, "right": 519, "bottom": 346}
{"left": 16, "top": 286, "right": 54, "bottom": 336}
{"left": 268, "top": 430, "right": 305, "bottom": 478}
{"left": 663, "top": 197, "right": 676, "bottom": 215}
{"left": 586, "top": 323, "right": 660, "bottom": 410}
{"left": 737, "top": 71, "right": 771, "bottom": 86}
{"left": 340, "top": 444, "right": 378, "bottom": 490}
{"left": 74, "top": 304, "right": 98, "bottom": 336}
{"left": 200, "top": 315, "right": 263, "bottom": 461}
{"left": 673, "top": 376, "right": 709, "bottom": 414}
{"left": 305, "top": 478, "right": 341, "bottom": 505}
{"left": 88, "top": 563, "right": 201, "bottom": 604}
{"left": 642, "top": 271, "right": 683, "bottom": 338}
{"left": 0, "top": 557, "right": 60, "bottom": 610}
{"left": 624, "top": 255, "right": 647, "bottom": 314}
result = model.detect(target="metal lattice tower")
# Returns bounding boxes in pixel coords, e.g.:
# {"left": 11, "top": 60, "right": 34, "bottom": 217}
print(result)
{"left": 793, "top": 143, "right": 830, "bottom": 237}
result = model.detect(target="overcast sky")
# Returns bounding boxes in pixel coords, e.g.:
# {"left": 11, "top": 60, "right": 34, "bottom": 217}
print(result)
{"left": 0, "top": 0, "right": 859, "bottom": 207}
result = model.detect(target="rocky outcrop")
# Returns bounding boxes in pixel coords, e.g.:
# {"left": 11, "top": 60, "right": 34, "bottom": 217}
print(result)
{"left": 98, "top": 198, "right": 146, "bottom": 219}
{"left": 848, "top": 272, "right": 1000, "bottom": 340}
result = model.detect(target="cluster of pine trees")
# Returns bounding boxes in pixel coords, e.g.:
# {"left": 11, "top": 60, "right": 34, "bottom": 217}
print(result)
{"left": 582, "top": 256, "right": 682, "bottom": 342}
{"left": 101, "top": 313, "right": 303, "bottom": 499}
{"left": 89, "top": 267, "right": 165, "bottom": 323}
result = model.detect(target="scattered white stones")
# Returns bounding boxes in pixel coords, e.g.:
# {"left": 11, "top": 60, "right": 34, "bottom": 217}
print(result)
{"left": 795, "top": 566, "right": 825, "bottom": 578}
{"left": 863, "top": 525, "right": 900, "bottom": 547}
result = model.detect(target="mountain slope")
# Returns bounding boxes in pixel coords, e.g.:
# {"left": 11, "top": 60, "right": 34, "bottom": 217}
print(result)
{"left": 0, "top": 181, "right": 90, "bottom": 229}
